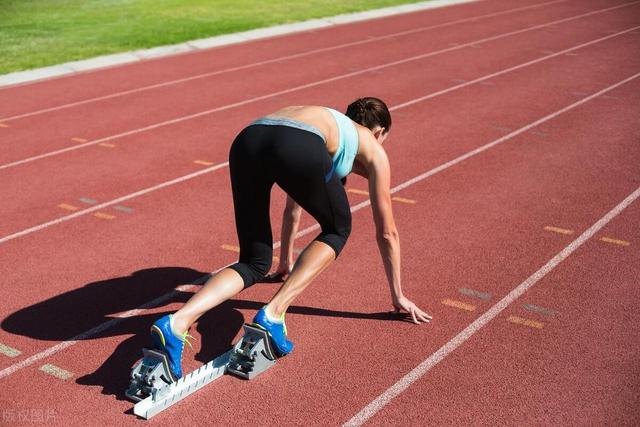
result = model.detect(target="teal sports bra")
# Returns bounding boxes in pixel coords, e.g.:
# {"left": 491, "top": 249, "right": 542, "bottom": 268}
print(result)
{"left": 325, "top": 107, "right": 359, "bottom": 183}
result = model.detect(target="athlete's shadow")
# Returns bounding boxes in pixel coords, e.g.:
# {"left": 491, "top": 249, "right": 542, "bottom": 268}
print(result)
{"left": 1, "top": 267, "right": 403, "bottom": 399}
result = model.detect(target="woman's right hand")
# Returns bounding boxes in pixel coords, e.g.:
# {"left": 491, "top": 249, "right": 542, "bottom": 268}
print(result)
{"left": 261, "top": 262, "right": 292, "bottom": 283}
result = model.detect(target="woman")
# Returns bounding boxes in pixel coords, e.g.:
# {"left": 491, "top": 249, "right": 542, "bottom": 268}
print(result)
{"left": 151, "top": 97, "right": 432, "bottom": 380}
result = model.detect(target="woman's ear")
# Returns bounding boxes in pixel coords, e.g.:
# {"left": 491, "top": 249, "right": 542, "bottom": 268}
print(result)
{"left": 373, "top": 127, "right": 387, "bottom": 143}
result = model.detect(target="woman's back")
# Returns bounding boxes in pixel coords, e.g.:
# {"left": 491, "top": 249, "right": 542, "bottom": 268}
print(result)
{"left": 265, "top": 105, "right": 342, "bottom": 155}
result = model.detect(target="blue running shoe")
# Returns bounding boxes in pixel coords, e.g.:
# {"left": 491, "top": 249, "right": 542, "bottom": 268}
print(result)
{"left": 150, "top": 315, "right": 193, "bottom": 380}
{"left": 252, "top": 307, "right": 294, "bottom": 356}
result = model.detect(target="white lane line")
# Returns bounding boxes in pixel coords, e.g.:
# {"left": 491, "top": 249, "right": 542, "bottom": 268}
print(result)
{"left": 0, "top": 72, "right": 637, "bottom": 380}
{"left": 1, "top": 42, "right": 639, "bottom": 247}
{"left": 389, "top": 24, "right": 640, "bottom": 110}
{"left": 278, "top": 72, "right": 640, "bottom": 244}
{"left": 343, "top": 185, "right": 640, "bottom": 426}
{"left": 0, "top": 162, "right": 228, "bottom": 244}
{"left": 0, "top": 0, "right": 568, "bottom": 122}
{"left": 1, "top": 2, "right": 636, "bottom": 172}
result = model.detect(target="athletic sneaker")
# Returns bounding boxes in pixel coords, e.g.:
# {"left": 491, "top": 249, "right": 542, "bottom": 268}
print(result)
{"left": 252, "top": 306, "right": 294, "bottom": 356}
{"left": 150, "top": 314, "right": 193, "bottom": 380}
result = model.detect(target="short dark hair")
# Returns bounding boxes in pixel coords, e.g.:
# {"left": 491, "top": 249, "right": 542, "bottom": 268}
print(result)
{"left": 345, "top": 97, "right": 392, "bottom": 134}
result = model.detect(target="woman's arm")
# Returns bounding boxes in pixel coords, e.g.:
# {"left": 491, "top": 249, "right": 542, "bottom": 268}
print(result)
{"left": 351, "top": 160, "right": 369, "bottom": 178}
{"left": 366, "top": 146, "right": 403, "bottom": 303}
{"left": 364, "top": 141, "right": 432, "bottom": 324}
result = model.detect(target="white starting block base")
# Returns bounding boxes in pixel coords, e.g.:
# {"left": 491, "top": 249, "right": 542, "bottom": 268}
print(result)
{"left": 129, "top": 324, "right": 279, "bottom": 419}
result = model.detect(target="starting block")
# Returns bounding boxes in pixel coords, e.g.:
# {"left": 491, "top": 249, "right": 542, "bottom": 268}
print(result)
{"left": 125, "top": 348, "right": 176, "bottom": 402}
{"left": 127, "top": 324, "right": 279, "bottom": 419}
{"left": 227, "top": 324, "right": 277, "bottom": 379}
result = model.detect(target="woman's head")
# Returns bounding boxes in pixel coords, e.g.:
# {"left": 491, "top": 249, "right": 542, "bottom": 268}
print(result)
{"left": 346, "top": 97, "right": 391, "bottom": 143}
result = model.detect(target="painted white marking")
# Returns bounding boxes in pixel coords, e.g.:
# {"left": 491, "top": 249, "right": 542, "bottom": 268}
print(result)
{"left": 522, "top": 303, "right": 556, "bottom": 316}
{"left": 458, "top": 287, "right": 491, "bottom": 300}
{"left": 113, "top": 205, "right": 134, "bottom": 213}
{"left": 1, "top": 5, "right": 636, "bottom": 171}
{"left": 571, "top": 91, "right": 589, "bottom": 97}
{"left": 39, "top": 364, "right": 73, "bottom": 380}
{"left": 0, "top": 343, "right": 21, "bottom": 358}
{"left": 0, "top": 65, "right": 637, "bottom": 382}
{"left": 343, "top": 185, "right": 640, "bottom": 426}
{"left": 0, "top": 0, "right": 565, "bottom": 98}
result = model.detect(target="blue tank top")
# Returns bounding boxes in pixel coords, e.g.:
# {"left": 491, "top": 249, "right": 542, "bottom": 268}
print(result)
{"left": 325, "top": 108, "right": 359, "bottom": 182}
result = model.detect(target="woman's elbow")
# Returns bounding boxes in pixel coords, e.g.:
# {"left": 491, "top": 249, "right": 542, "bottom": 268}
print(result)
{"left": 376, "top": 227, "right": 399, "bottom": 242}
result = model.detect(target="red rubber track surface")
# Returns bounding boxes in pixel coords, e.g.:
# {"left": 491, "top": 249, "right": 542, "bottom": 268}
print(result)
{"left": 0, "top": 0, "right": 639, "bottom": 425}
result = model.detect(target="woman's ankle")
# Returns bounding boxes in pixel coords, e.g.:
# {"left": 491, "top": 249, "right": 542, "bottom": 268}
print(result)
{"left": 170, "top": 313, "right": 191, "bottom": 336}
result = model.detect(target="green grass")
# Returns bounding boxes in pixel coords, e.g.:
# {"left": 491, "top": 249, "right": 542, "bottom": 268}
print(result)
{"left": 0, "top": 0, "right": 427, "bottom": 74}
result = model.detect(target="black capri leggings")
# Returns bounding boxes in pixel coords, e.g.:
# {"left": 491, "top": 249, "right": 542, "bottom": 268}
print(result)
{"left": 227, "top": 123, "right": 352, "bottom": 288}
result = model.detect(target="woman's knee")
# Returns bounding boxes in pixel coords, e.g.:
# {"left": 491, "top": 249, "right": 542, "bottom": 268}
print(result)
{"left": 316, "top": 221, "right": 351, "bottom": 258}
{"left": 229, "top": 254, "right": 272, "bottom": 288}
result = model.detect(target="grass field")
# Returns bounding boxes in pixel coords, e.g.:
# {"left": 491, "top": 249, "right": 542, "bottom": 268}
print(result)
{"left": 0, "top": 0, "right": 427, "bottom": 74}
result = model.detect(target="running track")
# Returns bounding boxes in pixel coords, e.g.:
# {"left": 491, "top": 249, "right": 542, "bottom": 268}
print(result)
{"left": 0, "top": 0, "right": 639, "bottom": 425}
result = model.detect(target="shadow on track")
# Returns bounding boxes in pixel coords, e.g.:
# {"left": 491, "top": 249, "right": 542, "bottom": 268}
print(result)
{"left": 1, "top": 266, "right": 404, "bottom": 399}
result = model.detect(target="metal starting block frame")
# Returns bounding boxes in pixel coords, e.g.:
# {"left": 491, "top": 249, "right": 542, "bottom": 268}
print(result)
{"left": 126, "top": 348, "right": 176, "bottom": 402}
{"left": 127, "top": 324, "right": 279, "bottom": 419}
{"left": 227, "top": 324, "right": 277, "bottom": 379}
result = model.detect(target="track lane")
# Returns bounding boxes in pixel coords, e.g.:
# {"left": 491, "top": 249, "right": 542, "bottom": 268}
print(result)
{"left": 0, "top": 1, "right": 574, "bottom": 123}
{"left": 1, "top": 65, "right": 638, "bottom": 425}
{"left": 1, "top": 24, "right": 638, "bottom": 241}
{"left": 0, "top": 54, "right": 637, "bottom": 372}
{"left": 363, "top": 204, "right": 640, "bottom": 425}
{"left": 1, "top": 0, "right": 636, "bottom": 165}
{"left": 343, "top": 79, "right": 640, "bottom": 426}
{"left": 0, "top": 0, "right": 569, "bottom": 115}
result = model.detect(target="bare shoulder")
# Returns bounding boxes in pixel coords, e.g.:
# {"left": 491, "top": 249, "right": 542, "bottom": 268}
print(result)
{"left": 356, "top": 127, "right": 388, "bottom": 167}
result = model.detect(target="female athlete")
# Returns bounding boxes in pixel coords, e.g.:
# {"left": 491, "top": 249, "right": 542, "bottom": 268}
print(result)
{"left": 150, "top": 97, "right": 432, "bottom": 379}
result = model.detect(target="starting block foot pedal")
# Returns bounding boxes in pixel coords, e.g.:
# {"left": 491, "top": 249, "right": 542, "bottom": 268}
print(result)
{"left": 226, "top": 324, "right": 278, "bottom": 380}
{"left": 125, "top": 348, "right": 176, "bottom": 402}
